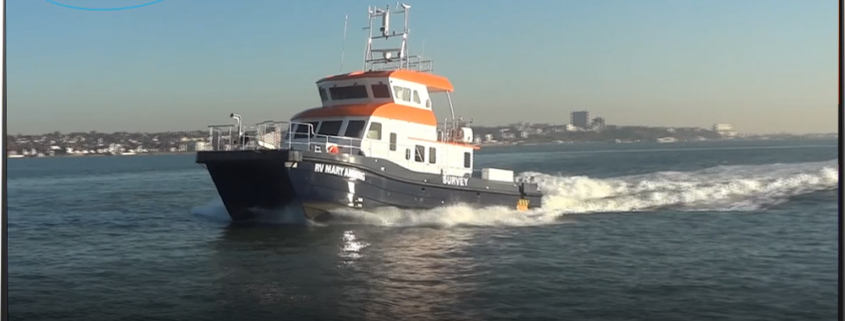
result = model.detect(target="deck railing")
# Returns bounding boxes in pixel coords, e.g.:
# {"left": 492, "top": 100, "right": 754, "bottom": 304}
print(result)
{"left": 205, "top": 120, "right": 489, "bottom": 178}
{"left": 367, "top": 55, "right": 434, "bottom": 73}
{"left": 437, "top": 118, "right": 474, "bottom": 143}
{"left": 207, "top": 121, "right": 365, "bottom": 153}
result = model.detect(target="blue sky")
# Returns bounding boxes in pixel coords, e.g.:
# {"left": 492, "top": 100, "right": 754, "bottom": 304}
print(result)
{"left": 7, "top": 0, "right": 837, "bottom": 134}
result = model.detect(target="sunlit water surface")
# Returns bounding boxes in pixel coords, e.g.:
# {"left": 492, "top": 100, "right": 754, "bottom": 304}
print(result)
{"left": 8, "top": 139, "right": 839, "bottom": 321}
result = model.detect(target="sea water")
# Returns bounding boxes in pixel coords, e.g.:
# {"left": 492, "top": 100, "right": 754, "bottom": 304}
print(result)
{"left": 7, "top": 139, "right": 839, "bottom": 321}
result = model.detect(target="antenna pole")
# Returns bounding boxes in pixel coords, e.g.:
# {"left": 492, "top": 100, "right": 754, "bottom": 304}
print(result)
{"left": 403, "top": 5, "right": 409, "bottom": 69}
{"left": 339, "top": 14, "right": 349, "bottom": 73}
{"left": 363, "top": 6, "right": 373, "bottom": 70}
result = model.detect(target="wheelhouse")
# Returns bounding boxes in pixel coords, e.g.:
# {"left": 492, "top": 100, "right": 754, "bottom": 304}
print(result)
{"left": 283, "top": 69, "right": 475, "bottom": 177}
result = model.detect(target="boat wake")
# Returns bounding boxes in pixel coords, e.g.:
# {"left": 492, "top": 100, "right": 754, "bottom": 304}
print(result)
{"left": 329, "top": 160, "right": 838, "bottom": 227}
{"left": 528, "top": 159, "right": 837, "bottom": 214}
{"left": 192, "top": 160, "right": 838, "bottom": 228}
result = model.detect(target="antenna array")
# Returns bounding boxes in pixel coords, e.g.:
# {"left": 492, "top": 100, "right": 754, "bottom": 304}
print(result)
{"left": 361, "top": 3, "right": 433, "bottom": 73}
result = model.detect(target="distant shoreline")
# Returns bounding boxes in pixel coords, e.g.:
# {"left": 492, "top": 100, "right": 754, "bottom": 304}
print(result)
{"left": 7, "top": 136, "right": 837, "bottom": 159}
{"left": 8, "top": 151, "right": 196, "bottom": 159}
{"left": 477, "top": 136, "right": 837, "bottom": 148}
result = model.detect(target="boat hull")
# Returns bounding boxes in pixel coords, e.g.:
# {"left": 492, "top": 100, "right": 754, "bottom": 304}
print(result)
{"left": 196, "top": 149, "right": 543, "bottom": 222}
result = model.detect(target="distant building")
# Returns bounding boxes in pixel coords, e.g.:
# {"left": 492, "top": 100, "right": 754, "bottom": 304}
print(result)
{"left": 500, "top": 130, "right": 516, "bottom": 140}
{"left": 712, "top": 123, "right": 737, "bottom": 137}
{"left": 571, "top": 111, "right": 590, "bottom": 129}
{"left": 194, "top": 141, "right": 211, "bottom": 151}
{"left": 712, "top": 123, "right": 732, "bottom": 131}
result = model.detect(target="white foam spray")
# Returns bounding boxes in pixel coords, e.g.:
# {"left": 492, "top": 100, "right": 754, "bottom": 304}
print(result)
{"left": 527, "top": 160, "right": 838, "bottom": 214}
{"left": 192, "top": 160, "right": 838, "bottom": 227}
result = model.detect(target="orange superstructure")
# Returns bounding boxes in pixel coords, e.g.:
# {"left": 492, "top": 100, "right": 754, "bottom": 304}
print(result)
{"left": 317, "top": 69, "right": 454, "bottom": 93}
{"left": 292, "top": 103, "right": 438, "bottom": 126}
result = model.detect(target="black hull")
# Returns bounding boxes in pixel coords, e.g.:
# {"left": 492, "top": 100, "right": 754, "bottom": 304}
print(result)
{"left": 196, "top": 149, "right": 543, "bottom": 222}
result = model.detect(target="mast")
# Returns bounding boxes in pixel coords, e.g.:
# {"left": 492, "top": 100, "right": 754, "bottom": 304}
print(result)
{"left": 339, "top": 14, "right": 348, "bottom": 73}
{"left": 362, "top": 3, "right": 432, "bottom": 73}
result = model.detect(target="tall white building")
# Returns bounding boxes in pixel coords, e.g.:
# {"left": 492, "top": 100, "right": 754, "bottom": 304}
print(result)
{"left": 712, "top": 123, "right": 737, "bottom": 137}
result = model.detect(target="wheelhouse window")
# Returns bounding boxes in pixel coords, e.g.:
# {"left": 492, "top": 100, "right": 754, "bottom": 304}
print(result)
{"left": 463, "top": 152, "right": 472, "bottom": 168}
{"left": 412, "top": 90, "right": 421, "bottom": 104}
{"left": 343, "top": 120, "right": 367, "bottom": 138}
{"left": 405, "top": 148, "right": 411, "bottom": 160}
{"left": 392, "top": 86, "right": 412, "bottom": 102}
{"left": 367, "top": 122, "right": 382, "bottom": 140}
{"left": 428, "top": 147, "right": 436, "bottom": 164}
{"left": 329, "top": 85, "right": 369, "bottom": 100}
{"left": 294, "top": 122, "right": 319, "bottom": 139}
{"left": 389, "top": 133, "right": 397, "bottom": 151}
{"left": 318, "top": 88, "right": 328, "bottom": 102}
{"left": 414, "top": 145, "right": 424, "bottom": 162}
{"left": 371, "top": 84, "right": 391, "bottom": 98}
{"left": 317, "top": 120, "right": 343, "bottom": 136}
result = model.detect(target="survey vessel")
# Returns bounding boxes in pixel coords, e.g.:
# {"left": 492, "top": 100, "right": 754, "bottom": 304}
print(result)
{"left": 196, "top": 3, "right": 543, "bottom": 221}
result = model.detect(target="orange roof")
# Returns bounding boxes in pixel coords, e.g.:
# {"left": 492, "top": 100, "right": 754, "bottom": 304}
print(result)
{"left": 291, "top": 103, "right": 438, "bottom": 126}
{"left": 317, "top": 69, "right": 454, "bottom": 92}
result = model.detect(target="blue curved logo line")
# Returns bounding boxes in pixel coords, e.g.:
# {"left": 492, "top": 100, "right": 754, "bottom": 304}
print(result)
{"left": 43, "top": 0, "right": 166, "bottom": 11}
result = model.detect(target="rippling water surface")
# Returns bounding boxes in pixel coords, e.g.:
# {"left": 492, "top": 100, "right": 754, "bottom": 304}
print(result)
{"left": 7, "top": 139, "right": 839, "bottom": 321}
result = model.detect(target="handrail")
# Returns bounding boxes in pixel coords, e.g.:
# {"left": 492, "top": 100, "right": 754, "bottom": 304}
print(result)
{"left": 437, "top": 117, "right": 474, "bottom": 144}
{"left": 205, "top": 120, "right": 480, "bottom": 175}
